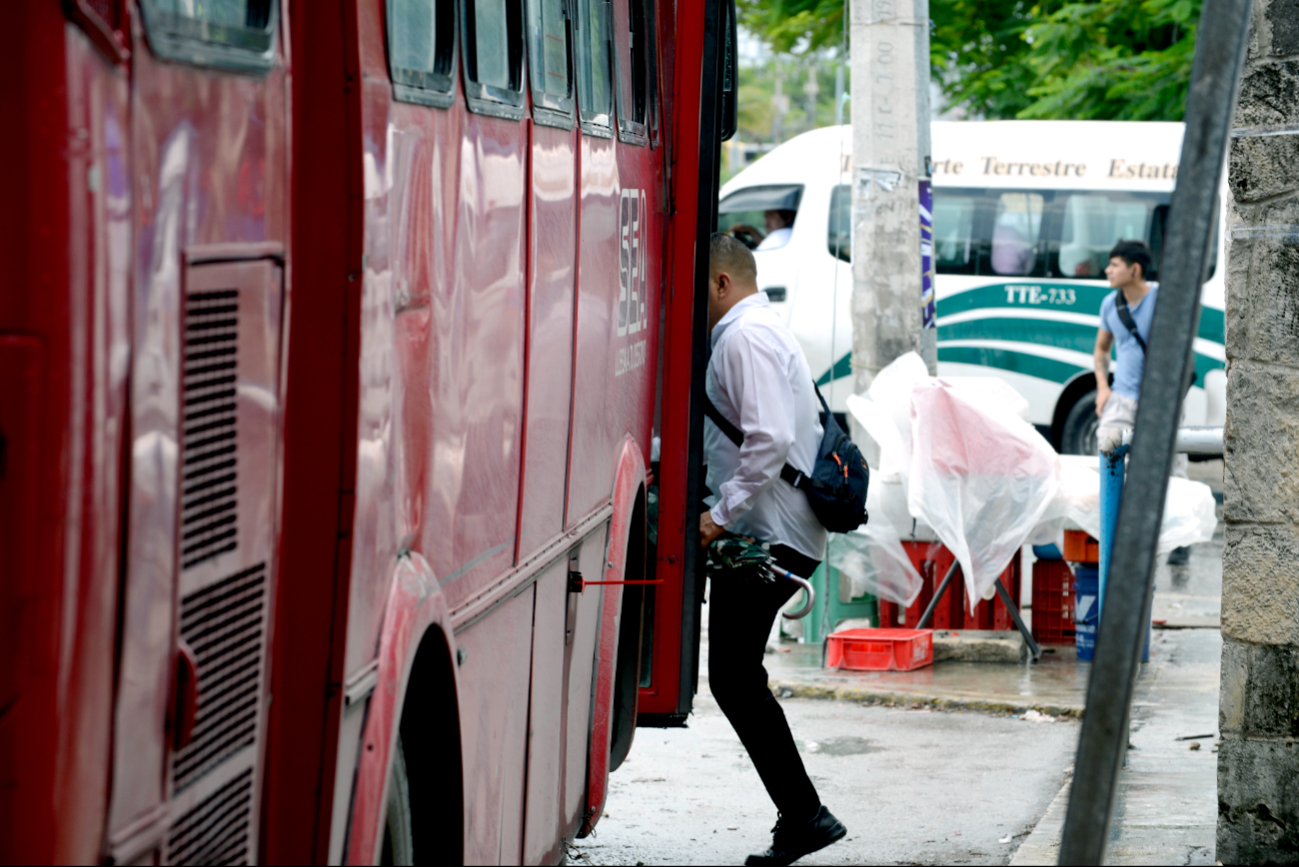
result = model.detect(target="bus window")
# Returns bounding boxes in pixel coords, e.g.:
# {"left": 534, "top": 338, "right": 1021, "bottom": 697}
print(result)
{"left": 460, "top": 0, "right": 526, "bottom": 117}
{"left": 614, "top": 0, "right": 651, "bottom": 143}
{"left": 576, "top": 0, "right": 615, "bottom": 134}
{"left": 139, "top": 0, "right": 277, "bottom": 72}
{"left": 388, "top": 0, "right": 457, "bottom": 107}
{"left": 828, "top": 184, "right": 850, "bottom": 263}
{"left": 527, "top": 0, "right": 575, "bottom": 126}
{"left": 1055, "top": 192, "right": 1162, "bottom": 279}
{"left": 990, "top": 192, "right": 1045, "bottom": 277}
{"left": 934, "top": 192, "right": 979, "bottom": 275}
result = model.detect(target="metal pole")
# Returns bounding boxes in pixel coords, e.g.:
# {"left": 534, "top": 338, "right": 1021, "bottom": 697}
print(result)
{"left": 1057, "top": 0, "right": 1251, "bottom": 861}
{"left": 915, "top": 559, "right": 958, "bottom": 629}
{"left": 993, "top": 579, "right": 1042, "bottom": 662}
{"left": 1097, "top": 443, "right": 1128, "bottom": 627}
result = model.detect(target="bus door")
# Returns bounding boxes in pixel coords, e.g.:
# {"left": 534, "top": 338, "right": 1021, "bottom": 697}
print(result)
{"left": 636, "top": 0, "right": 736, "bottom": 727}
{"left": 103, "top": 3, "right": 289, "bottom": 864}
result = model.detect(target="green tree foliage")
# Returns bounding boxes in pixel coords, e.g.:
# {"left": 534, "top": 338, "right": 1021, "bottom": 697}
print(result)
{"left": 736, "top": 0, "right": 1201, "bottom": 121}
{"left": 736, "top": 62, "right": 845, "bottom": 142}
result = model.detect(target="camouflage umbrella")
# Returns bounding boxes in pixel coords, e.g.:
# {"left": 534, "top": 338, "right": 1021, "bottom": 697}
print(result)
{"left": 705, "top": 533, "right": 816, "bottom": 619}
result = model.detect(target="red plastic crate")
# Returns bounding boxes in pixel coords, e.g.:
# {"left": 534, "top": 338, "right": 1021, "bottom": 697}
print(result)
{"left": 826, "top": 628, "right": 935, "bottom": 671}
{"left": 1031, "top": 559, "right": 1076, "bottom": 645}
{"left": 878, "top": 542, "right": 1020, "bottom": 631}
{"left": 1062, "top": 529, "right": 1100, "bottom": 564}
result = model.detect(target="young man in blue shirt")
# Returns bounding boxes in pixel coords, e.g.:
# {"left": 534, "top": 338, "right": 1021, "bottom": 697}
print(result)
{"left": 1092, "top": 240, "right": 1191, "bottom": 564}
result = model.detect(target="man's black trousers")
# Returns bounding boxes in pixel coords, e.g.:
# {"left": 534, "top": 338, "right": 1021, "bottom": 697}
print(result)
{"left": 708, "top": 544, "right": 822, "bottom": 822}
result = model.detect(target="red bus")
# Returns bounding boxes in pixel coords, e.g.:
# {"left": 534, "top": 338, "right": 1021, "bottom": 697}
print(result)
{"left": 0, "top": 0, "right": 733, "bottom": 863}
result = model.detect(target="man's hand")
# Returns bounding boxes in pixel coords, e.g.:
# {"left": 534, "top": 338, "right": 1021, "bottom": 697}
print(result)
{"left": 1095, "top": 385, "right": 1111, "bottom": 418}
{"left": 699, "top": 511, "right": 726, "bottom": 548}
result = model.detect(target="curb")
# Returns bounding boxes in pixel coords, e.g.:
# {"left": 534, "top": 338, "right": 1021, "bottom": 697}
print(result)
{"left": 767, "top": 678, "right": 1085, "bottom": 719}
{"left": 1008, "top": 779, "right": 1070, "bottom": 865}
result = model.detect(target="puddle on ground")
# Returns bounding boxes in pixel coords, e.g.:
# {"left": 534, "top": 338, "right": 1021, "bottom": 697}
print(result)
{"left": 800, "top": 736, "right": 884, "bottom": 756}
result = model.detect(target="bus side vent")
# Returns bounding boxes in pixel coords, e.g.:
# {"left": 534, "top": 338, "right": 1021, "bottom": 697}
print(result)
{"left": 171, "top": 563, "right": 267, "bottom": 790}
{"left": 181, "top": 289, "right": 240, "bottom": 571}
{"left": 167, "top": 767, "right": 254, "bottom": 865}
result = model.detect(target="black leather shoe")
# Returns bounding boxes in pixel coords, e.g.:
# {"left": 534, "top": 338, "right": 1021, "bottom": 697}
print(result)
{"left": 1167, "top": 545, "right": 1191, "bottom": 565}
{"left": 745, "top": 806, "right": 847, "bottom": 866}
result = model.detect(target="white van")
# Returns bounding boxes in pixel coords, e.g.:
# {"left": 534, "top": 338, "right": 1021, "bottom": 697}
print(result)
{"left": 717, "top": 122, "right": 1226, "bottom": 454}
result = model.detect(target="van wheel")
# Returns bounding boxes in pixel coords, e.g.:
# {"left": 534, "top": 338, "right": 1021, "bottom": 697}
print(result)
{"left": 1061, "top": 390, "right": 1101, "bottom": 456}
{"left": 381, "top": 738, "right": 415, "bottom": 866}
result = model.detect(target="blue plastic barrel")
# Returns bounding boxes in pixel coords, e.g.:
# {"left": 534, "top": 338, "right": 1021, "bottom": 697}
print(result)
{"left": 1033, "top": 543, "right": 1063, "bottom": 561}
{"left": 1074, "top": 565, "right": 1098, "bottom": 661}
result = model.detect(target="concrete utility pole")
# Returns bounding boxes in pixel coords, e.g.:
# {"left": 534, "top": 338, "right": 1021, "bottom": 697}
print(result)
{"left": 1218, "top": 0, "right": 1299, "bottom": 860}
{"left": 772, "top": 60, "right": 789, "bottom": 144}
{"left": 849, "top": 0, "right": 936, "bottom": 401}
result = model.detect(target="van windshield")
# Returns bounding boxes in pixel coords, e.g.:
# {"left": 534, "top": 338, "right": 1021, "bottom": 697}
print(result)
{"left": 719, "top": 185, "right": 804, "bottom": 251}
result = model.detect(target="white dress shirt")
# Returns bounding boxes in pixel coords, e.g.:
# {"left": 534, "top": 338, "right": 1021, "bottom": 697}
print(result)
{"left": 705, "top": 292, "right": 827, "bottom": 562}
{"left": 756, "top": 226, "right": 793, "bottom": 251}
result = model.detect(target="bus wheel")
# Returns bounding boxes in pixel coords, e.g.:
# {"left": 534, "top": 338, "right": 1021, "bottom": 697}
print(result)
{"left": 1061, "top": 390, "right": 1101, "bottom": 456}
{"left": 381, "top": 738, "right": 415, "bottom": 866}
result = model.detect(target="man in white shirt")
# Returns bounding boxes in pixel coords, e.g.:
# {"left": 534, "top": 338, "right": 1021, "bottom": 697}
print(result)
{"left": 700, "top": 234, "right": 845, "bottom": 867}
{"left": 729, "top": 208, "right": 797, "bottom": 251}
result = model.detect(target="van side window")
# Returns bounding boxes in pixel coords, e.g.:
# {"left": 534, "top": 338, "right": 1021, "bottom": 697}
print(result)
{"left": 614, "top": 0, "right": 651, "bottom": 143}
{"left": 528, "top": 0, "right": 575, "bottom": 127}
{"left": 576, "top": 0, "right": 614, "bottom": 135}
{"left": 460, "top": 0, "right": 526, "bottom": 118}
{"left": 933, "top": 193, "right": 979, "bottom": 275}
{"left": 1052, "top": 191, "right": 1172, "bottom": 280}
{"left": 828, "top": 185, "right": 851, "bottom": 263}
{"left": 139, "top": 0, "right": 278, "bottom": 72}
{"left": 388, "top": 0, "right": 457, "bottom": 107}
{"left": 990, "top": 192, "right": 1045, "bottom": 277}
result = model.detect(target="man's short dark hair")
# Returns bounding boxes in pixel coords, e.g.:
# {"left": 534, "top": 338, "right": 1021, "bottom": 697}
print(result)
{"left": 711, "top": 232, "right": 757, "bottom": 282}
{"left": 1110, "top": 240, "right": 1154, "bottom": 279}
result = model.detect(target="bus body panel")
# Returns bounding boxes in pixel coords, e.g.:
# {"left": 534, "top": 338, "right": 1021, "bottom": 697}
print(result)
{"left": 107, "top": 4, "right": 292, "bottom": 860}
{"left": 518, "top": 122, "right": 580, "bottom": 560}
{"left": 6, "top": 0, "right": 715, "bottom": 862}
{"left": 0, "top": 9, "right": 131, "bottom": 860}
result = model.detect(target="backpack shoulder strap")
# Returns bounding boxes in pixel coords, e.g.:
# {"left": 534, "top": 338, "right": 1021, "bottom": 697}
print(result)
{"left": 705, "top": 394, "right": 811, "bottom": 489}
{"left": 704, "top": 395, "right": 745, "bottom": 447}
{"left": 1112, "top": 291, "right": 1148, "bottom": 354}
{"left": 812, "top": 382, "right": 833, "bottom": 416}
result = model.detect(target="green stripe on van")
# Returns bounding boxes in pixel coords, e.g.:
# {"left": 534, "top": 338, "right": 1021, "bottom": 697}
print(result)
{"left": 936, "top": 283, "right": 1226, "bottom": 345}
{"left": 939, "top": 317, "right": 1096, "bottom": 354}
{"left": 936, "top": 284, "right": 1111, "bottom": 318}
{"left": 816, "top": 343, "right": 1224, "bottom": 389}
{"left": 936, "top": 346, "right": 1084, "bottom": 383}
{"left": 814, "top": 351, "right": 854, "bottom": 387}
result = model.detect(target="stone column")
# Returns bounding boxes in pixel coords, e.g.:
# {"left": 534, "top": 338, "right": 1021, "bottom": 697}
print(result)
{"left": 1218, "top": 0, "right": 1299, "bottom": 861}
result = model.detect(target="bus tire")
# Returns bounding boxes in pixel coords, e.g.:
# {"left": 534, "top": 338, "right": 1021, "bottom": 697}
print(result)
{"left": 1061, "top": 390, "right": 1101, "bottom": 456}
{"left": 381, "top": 738, "right": 415, "bottom": 866}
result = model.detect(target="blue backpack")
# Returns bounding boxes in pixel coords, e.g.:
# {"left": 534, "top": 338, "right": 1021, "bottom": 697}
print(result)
{"left": 705, "top": 384, "right": 869, "bottom": 533}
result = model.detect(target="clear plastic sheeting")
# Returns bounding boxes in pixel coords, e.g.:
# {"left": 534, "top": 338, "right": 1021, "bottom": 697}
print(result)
{"left": 1057, "top": 455, "right": 1217, "bottom": 556}
{"left": 829, "top": 484, "right": 925, "bottom": 607}
{"left": 845, "top": 352, "right": 1217, "bottom": 615}
{"left": 847, "top": 351, "right": 927, "bottom": 484}
{"left": 906, "top": 378, "right": 1061, "bottom": 609}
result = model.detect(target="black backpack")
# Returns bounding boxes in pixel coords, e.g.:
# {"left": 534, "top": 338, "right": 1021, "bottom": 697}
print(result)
{"left": 705, "top": 384, "right": 869, "bottom": 533}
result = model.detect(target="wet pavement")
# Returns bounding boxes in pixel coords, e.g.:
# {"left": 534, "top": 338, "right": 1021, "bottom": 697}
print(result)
{"left": 577, "top": 462, "right": 1224, "bottom": 865}
{"left": 577, "top": 671, "right": 1081, "bottom": 865}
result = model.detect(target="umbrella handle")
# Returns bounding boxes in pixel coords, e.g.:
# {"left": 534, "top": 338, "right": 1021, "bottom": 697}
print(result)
{"left": 772, "top": 566, "right": 816, "bottom": 619}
